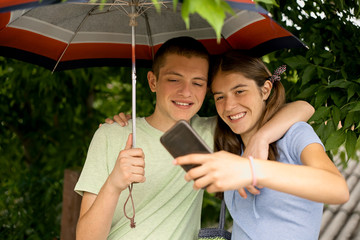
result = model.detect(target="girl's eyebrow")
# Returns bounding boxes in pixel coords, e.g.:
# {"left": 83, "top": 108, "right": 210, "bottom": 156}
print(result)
{"left": 213, "top": 83, "right": 247, "bottom": 95}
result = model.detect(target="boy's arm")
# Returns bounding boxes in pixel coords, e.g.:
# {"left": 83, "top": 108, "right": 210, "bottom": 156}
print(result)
{"left": 243, "top": 100, "right": 314, "bottom": 160}
{"left": 76, "top": 134, "right": 145, "bottom": 240}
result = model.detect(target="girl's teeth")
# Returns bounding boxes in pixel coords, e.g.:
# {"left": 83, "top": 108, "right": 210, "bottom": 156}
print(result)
{"left": 230, "top": 113, "right": 245, "bottom": 120}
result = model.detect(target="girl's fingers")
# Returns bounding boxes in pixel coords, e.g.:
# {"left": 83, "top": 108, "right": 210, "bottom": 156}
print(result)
{"left": 192, "top": 174, "right": 213, "bottom": 190}
{"left": 185, "top": 164, "right": 209, "bottom": 181}
{"left": 175, "top": 153, "right": 210, "bottom": 166}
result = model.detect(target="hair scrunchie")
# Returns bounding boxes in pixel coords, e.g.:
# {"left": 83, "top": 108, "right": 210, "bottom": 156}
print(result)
{"left": 268, "top": 65, "right": 286, "bottom": 83}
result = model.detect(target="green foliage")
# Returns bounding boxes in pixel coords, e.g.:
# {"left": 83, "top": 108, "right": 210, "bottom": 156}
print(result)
{"left": 181, "top": 0, "right": 234, "bottom": 41}
{"left": 264, "top": 0, "right": 360, "bottom": 164}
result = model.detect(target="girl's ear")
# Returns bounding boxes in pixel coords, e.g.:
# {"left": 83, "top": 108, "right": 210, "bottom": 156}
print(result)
{"left": 148, "top": 71, "right": 157, "bottom": 92}
{"left": 262, "top": 80, "right": 272, "bottom": 101}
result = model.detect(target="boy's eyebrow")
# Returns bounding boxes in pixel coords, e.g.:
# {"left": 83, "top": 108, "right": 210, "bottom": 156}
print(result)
{"left": 164, "top": 71, "right": 207, "bottom": 81}
{"left": 164, "top": 71, "right": 183, "bottom": 77}
{"left": 213, "top": 84, "right": 247, "bottom": 95}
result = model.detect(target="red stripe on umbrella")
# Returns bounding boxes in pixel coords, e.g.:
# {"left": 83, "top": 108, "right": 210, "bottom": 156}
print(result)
{"left": 0, "top": 28, "right": 67, "bottom": 60}
{"left": 0, "top": 13, "right": 10, "bottom": 29}
{"left": 0, "top": 0, "right": 36, "bottom": 8}
{"left": 227, "top": 15, "right": 292, "bottom": 49}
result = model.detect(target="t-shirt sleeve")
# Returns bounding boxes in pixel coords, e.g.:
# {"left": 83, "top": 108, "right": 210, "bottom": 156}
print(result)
{"left": 286, "top": 122, "right": 324, "bottom": 165}
{"left": 74, "top": 127, "right": 110, "bottom": 196}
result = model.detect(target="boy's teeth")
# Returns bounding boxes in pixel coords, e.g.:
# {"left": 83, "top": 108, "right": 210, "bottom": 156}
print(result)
{"left": 175, "top": 101, "right": 190, "bottom": 106}
{"left": 230, "top": 112, "right": 245, "bottom": 120}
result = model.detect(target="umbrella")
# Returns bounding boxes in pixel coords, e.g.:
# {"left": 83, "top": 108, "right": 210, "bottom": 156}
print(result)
{"left": 0, "top": 0, "right": 306, "bottom": 156}
{"left": 0, "top": 1, "right": 306, "bottom": 72}
{"left": 0, "top": 1, "right": 305, "bottom": 145}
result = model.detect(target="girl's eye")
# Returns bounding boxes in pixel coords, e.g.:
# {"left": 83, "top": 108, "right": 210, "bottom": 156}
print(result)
{"left": 236, "top": 90, "right": 244, "bottom": 95}
{"left": 168, "top": 79, "right": 178, "bottom": 82}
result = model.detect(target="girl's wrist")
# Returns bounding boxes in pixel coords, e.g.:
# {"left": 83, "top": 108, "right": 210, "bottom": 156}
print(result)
{"left": 248, "top": 156, "right": 257, "bottom": 186}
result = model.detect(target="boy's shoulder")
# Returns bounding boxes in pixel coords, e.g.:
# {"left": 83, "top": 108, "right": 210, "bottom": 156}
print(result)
{"left": 190, "top": 115, "right": 217, "bottom": 126}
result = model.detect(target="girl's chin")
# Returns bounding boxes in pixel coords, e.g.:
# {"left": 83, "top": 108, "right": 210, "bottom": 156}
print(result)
{"left": 228, "top": 126, "right": 243, "bottom": 135}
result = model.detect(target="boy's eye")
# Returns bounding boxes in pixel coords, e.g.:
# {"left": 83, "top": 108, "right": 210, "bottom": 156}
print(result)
{"left": 215, "top": 96, "right": 224, "bottom": 101}
{"left": 193, "top": 82, "right": 204, "bottom": 87}
{"left": 236, "top": 90, "right": 244, "bottom": 94}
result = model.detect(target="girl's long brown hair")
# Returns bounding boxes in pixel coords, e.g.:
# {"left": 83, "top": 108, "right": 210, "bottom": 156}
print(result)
{"left": 210, "top": 51, "right": 286, "bottom": 160}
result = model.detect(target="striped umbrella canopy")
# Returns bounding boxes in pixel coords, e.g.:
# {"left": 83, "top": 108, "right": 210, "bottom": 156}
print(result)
{"left": 0, "top": 0, "right": 306, "bottom": 146}
{"left": 0, "top": 0, "right": 306, "bottom": 72}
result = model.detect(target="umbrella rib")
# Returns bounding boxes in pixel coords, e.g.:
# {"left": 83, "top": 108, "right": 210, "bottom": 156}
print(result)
{"left": 52, "top": 6, "right": 98, "bottom": 72}
{"left": 70, "top": 1, "right": 172, "bottom": 7}
{"left": 143, "top": 11, "right": 155, "bottom": 60}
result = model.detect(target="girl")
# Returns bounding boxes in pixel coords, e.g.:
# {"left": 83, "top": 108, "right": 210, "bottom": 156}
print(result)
{"left": 174, "top": 51, "right": 349, "bottom": 240}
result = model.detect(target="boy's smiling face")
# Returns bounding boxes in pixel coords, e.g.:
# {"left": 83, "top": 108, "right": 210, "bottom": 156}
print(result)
{"left": 148, "top": 53, "right": 209, "bottom": 129}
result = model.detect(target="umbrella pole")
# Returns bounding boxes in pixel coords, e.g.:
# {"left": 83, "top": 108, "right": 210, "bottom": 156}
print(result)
{"left": 122, "top": 2, "right": 137, "bottom": 229}
{"left": 131, "top": 4, "right": 137, "bottom": 148}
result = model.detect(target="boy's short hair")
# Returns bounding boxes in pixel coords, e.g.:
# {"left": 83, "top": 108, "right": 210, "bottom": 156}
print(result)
{"left": 152, "top": 36, "right": 210, "bottom": 78}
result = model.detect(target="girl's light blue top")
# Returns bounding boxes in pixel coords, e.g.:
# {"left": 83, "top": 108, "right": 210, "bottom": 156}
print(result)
{"left": 225, "top": 122, "right": 324, "bottom": 240}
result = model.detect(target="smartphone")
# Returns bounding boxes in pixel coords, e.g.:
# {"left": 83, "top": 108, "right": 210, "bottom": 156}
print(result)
{"left": 160, "top": 120, "right": 213, "bottom": 172}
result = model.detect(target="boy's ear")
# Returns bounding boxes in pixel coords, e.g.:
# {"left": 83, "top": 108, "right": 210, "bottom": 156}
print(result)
{"left": 147, "top": 71, "right": 157, "bottom": 92}
{"left": 262, "top": 80, "right": 272, "bottom": 100}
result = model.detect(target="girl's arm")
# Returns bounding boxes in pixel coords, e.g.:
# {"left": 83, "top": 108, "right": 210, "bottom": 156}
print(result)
{"left": 175, "top": 145, "right": 349, "bottom": 205}
{"left": 252, "top": 143, "right": 349, "bottom": 204}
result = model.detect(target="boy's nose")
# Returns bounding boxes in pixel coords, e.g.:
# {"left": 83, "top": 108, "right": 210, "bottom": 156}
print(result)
{"left": 178, "top": 82, "right": 192, "bottom": 97}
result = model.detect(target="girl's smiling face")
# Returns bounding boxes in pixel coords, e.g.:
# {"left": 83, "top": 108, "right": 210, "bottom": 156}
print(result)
{"left": 211, "top": 70, "right": 271, "bottom": 143}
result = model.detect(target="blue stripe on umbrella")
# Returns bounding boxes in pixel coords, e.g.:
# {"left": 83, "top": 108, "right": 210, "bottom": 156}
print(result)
{"left": 0, "top": 0, "right": 86, "bottom": 13}
{"left": 226, "top": 1, "right": 268, "bottom": 15}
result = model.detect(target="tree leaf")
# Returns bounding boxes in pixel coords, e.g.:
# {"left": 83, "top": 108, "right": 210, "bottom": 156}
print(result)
{"left": 284, "top": 56, "right": 309, "bottom": 69}
{"left": 309, "top": 106, "right": 330, "bottom": 122}
{"left": 331, "top": 106, "right": 341, "bottom": 128}
{"left": 343, "top": 112, "right": 354, "bottom": 129}
{"left": 325, "top": 130, "right": 346, "bottom": 151}
{"left": 254, "top": 0, "right": 279, "bottom": 7}
{"left": 314, "top": 88, "right": 329, "bottom": 108}
{"left": 296, "top": 84, "right": 318, "bottom": 99}
{"left": 350, "top": 102, "right": 360, "bottom": 112}
{"left": 301, "top": 65, "right": 316, "bottom": 86}
{"left": 326, "top": 80, "right": 351, "bottom": 89}
{"left": 347, "top": 87, "right": 356, "bottom": 101}
{"left": 330, "top": 91, "right": 346, "bottom": 107}
{"left": 345, "top": 131, "right": 357, "bottom": 159}
{"left": 181, "top": 0, "right": 191, "bottom": 29}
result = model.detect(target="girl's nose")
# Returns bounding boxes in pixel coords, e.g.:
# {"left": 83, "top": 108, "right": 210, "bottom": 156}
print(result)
{"left": 224, "top": 96, "right": 237, "bottom": 111}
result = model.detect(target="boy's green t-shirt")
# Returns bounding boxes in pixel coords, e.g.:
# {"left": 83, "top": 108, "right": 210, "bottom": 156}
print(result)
{"left": 75, "top": 115, "right": 216, "bottom": 240}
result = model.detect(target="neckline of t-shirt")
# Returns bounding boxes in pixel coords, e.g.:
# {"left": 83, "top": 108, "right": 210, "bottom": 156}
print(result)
{"left": 139, "top": 117, "right": 165, "bottom": 136}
